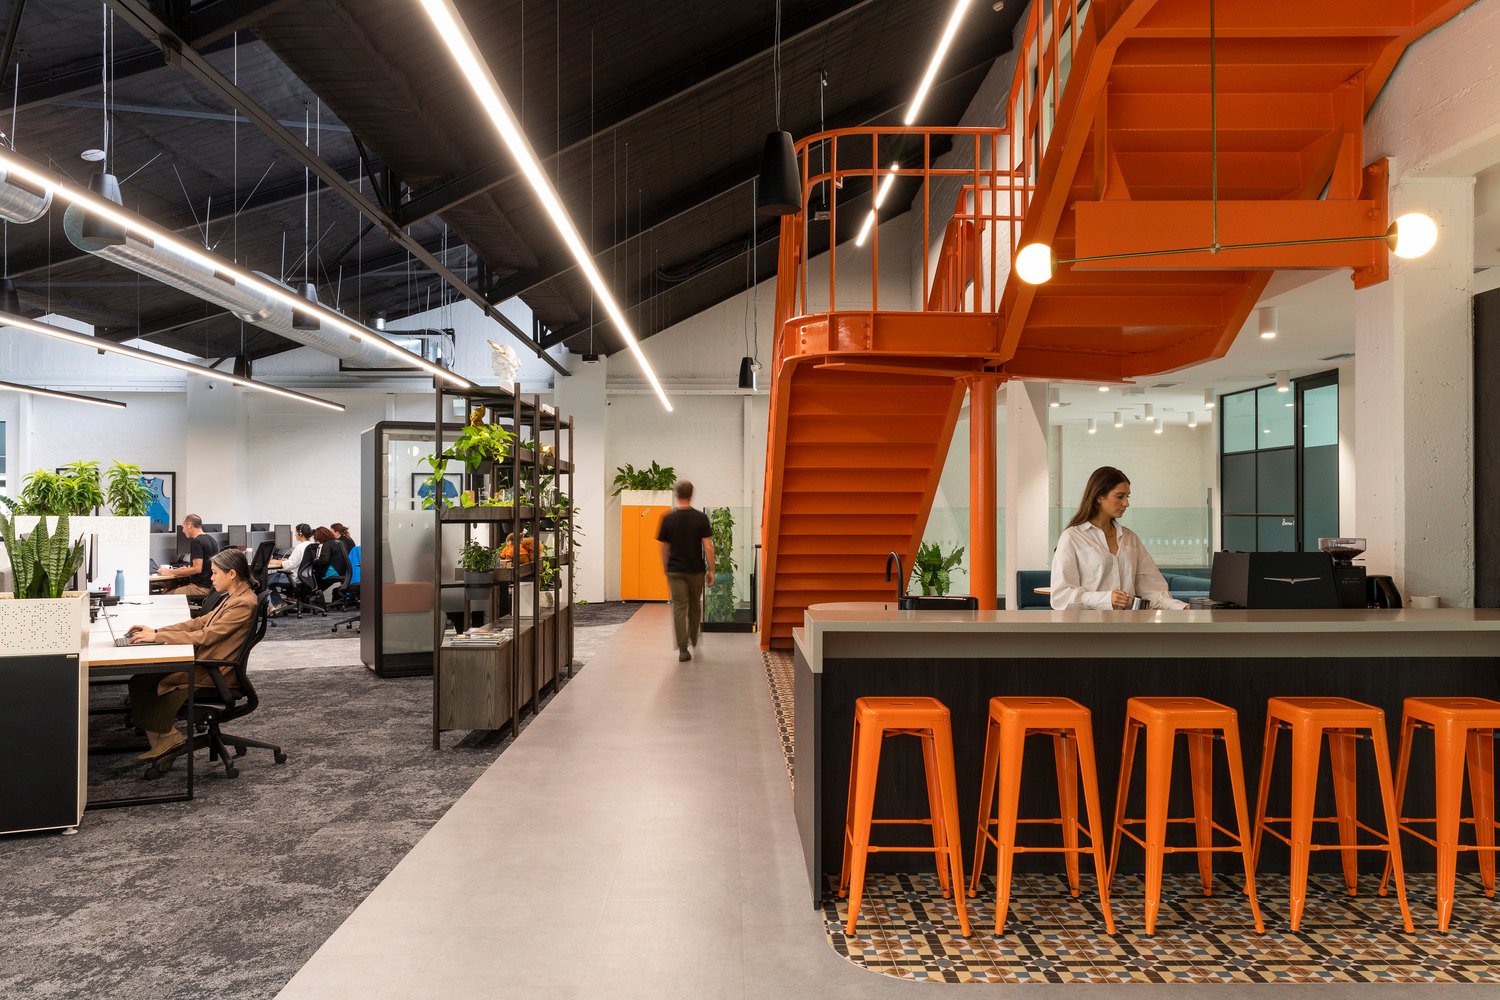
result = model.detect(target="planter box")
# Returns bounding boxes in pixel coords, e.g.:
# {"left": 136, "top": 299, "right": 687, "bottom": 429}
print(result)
{"left": 0, "top": 593, "right": 87, "bottom": 835}
{"left": 619, "top": 490, "right": 674, "bottom": 508}
{"left": 0, "top": 516, "right": 150, "bottom": 598}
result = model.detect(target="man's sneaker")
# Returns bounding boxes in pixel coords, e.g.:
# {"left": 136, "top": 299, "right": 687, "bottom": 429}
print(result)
{"left": 678, "top": 646, "right": 691, "bottom": 662}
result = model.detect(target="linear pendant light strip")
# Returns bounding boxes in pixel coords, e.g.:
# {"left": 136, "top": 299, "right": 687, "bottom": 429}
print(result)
{"left": 0, "top": 310, "right": 347, "bottom": 412}
{"left": 0, "top": 147, "right": 473, "bottom": 390}
{"left": 416, "top": 0, "right": 672, "bottom": 413}
{"left": 0, "top": 378, "right": 126, "bottom": 409}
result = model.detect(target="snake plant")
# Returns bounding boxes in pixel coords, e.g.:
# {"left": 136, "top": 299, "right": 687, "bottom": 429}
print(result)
{"left": 0, "top": 513, "right": 86, "bottom": 599}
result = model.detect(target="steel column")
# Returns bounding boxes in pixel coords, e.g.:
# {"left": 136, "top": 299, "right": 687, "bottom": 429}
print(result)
{"left": 968, "top": 378, "right": 998, "bottom": 610}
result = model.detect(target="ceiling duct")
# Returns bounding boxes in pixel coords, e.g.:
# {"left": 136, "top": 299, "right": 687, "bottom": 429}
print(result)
{"left": 61, "top": 203, "right": 413, "bottom": 371}
{"left": 0, "top": 166, "right": 53, "bottom": 223}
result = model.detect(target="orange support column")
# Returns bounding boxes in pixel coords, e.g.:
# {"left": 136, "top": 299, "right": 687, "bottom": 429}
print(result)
{"left": 968, "top": 378, "right": 997, "bottom": 609}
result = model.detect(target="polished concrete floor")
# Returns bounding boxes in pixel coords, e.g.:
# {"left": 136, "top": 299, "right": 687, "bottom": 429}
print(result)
{"left": 274, "top": 607, "right": 1477, "bottom": 999}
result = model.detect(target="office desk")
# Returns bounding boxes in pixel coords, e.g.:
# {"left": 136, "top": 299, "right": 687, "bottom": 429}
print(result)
{"left": 87, "top": 597, "right": 198, "bottom": 810}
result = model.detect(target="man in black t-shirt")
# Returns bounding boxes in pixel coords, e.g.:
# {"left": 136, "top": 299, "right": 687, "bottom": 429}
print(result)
{"left": 656, "top": 479, "right": 714, "bottom": 662}
{"left": 158, "top": 513, "right": 221, "bottom": 598}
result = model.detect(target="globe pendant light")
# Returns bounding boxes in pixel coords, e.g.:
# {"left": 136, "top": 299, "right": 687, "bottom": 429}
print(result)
{"left": 756, "top": 131, "right": 800, "bottom": 216}
{"left": 293, "top": 281, "right": 321, "bottom": 331}
{"left": 81, "top": 172, "right": 127, "bottom": 245}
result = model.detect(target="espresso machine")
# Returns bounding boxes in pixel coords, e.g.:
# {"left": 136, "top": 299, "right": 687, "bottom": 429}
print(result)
{"left": 1317, "top": 537, "right": 1402, "bottom": 609}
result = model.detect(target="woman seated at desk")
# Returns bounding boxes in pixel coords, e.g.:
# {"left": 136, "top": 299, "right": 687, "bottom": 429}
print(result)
{"left": 311, "top": 526, "right": 351, "bottom": 585}
{"left": 127, "top": 548, "right": 258, "bottom": 761}
{"left": 1051, "top": 465, "right": 1187, "bottom": 611}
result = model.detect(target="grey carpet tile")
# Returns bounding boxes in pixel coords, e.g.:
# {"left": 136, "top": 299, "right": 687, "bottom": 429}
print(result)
{"left": 574, "top": 600, "right": 647, "bottom": 627}
{"left": 256, "top": 600, "right": 641, "bottom": 642}
{"left": 0, "top": 615, "right": 631, "bottom": 1000}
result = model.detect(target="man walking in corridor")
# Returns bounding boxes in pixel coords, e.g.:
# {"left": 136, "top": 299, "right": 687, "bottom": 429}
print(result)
{"left": 657, "top": 479, "right": 715, "bottom": 662}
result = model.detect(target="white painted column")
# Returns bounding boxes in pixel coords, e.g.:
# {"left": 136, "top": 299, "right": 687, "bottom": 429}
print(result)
{"left": 1354, "top": 176, "right": 1475, "bottom": 606}
{"left": 183, "top": 381, "right": 249, "bottom": 526}
{"left": 553, "top": 355, "right": 607, "bottom": 603}
{"left": 1337, "top": 361, "right": 1357, "bottom": 538}
{"left": 1004, "top": 380, "right": 1051, "bottom": 605}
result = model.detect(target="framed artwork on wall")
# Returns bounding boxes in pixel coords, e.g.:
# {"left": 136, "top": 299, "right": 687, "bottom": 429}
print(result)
{"left": 412, "top": 473, "right": 462, "bottom": 510}
{"left": 140, "top": 471, "right": 175, "bottom": 531}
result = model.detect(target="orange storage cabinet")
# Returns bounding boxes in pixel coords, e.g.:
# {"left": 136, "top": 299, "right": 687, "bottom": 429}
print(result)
{"left": 620, "top": 493, "right": 672, "bottom": 600}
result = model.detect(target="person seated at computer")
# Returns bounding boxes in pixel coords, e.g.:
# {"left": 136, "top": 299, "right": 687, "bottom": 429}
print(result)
{"left": 311, "top": 526, "right": 352, "bottom": 585}
{"left": 155, "top": 514, "right": 220, "bottom": 599}
{"left": 329, "top": 522, "right": 356, "bottom": 555}
{"left": 268, "top": 523, "right": 314, "bottom": 579}
{"left": 126, "top": 548, "right": 258, "bottom": 760}
{"left": 1051, "top": 466, "right": 1187, "bottom": 611}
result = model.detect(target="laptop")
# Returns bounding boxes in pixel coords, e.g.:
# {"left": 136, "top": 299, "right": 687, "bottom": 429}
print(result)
{"left": 100, "top": 610, "right": 150, "bottom": 647}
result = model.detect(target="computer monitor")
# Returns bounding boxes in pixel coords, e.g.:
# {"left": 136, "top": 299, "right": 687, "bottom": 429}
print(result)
{"left": 201, "top": 522, "right": 223, "bottom": 533}
{"left": 250, "top": 522, "right": 270, "bottom": 531}
{"left": 274, "top": 524, "right": 293, "bottom": 550}
{"left": 78, "top": 532, "right": 98, "bottom": 592}
{"left": 1209, "top": 551, "right": 1342, "bottom": 609}
{"left": 175, "top": 527, "right": 191, "bottom": 561}
{"left": 228, "top": 525, "right": 248, "bottom": 549}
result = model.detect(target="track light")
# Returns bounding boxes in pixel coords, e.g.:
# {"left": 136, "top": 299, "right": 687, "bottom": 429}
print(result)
{"left": 1048, "top": 386, "right": 1060, "bottom": 408}
{"left": 1087, "top": 418, "right": 1096, "bottom": 435}
{"left": 1275, "top": 370, "right": 1290, "bottom": 393}
{"left": 0, "top": 310, "right": 346, "bottom": 412}
{"left": 1204, "top": 389, "right": 1216, "bottom": 409}
{"left": 1258, "top": 306, "right": 1277, "bottom": 340}
{"left": 1154, "top": 418, "right": 1164, "bottom": 435}
{"left": 904, "top": 0, "right": 975, "bottom": 124}
{"left": 1113, "top": 410, "right": 1123, "bottom": 428}
{"left": 416, "top": 0, "right": 671, "bottom": 411}
{"left": 0, "top": 147, "right": 469, "bottom": 389}
{"left": 0, "top": 378, "right": 125, "bottom": 409}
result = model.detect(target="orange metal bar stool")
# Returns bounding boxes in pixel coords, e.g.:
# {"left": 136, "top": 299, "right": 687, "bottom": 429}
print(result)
{"left": 1108, "top": 697, "right": 1263, "bottom": 934}
{"left": 838, "top": 697, "right": 971, "bottom": 936}
{"left": 968, "top": 696, "right": 1115, "bottom": 934}
{"left": 1251, "top": 696, "right": 1412, "bottom": 932}
{"left": 1379, "top": 696, "right": 1500, "bottom": 933}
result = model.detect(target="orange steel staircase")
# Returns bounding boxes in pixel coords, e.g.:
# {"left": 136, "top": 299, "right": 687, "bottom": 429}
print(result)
{"left": 760, "top": 0, "right": 1475, "bottom": 648}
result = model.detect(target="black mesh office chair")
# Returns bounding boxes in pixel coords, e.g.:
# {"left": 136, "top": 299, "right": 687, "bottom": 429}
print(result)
{"left": 248, "top": 539, "right": 275, "bottom": 593}
{"left": 148, "top": 594, "right": 287, "bottom": 778}
{"left": 330, "top": 545, "right": 361, "bottom": 634}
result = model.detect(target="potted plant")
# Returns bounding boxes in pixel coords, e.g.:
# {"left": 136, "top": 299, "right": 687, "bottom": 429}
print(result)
{"left": 912, "top": 541, "right": 965, "bottom": 597}
{"left": 0, "top": 513, "right": 86, "bottom": 599}
{"left": 538, "top": 554, "right": 559, "bottom": 607}
{"left": 458, "top": 540, "right": 497, "bottom": 599}
{"left": 105, "top": 461, "right": 152, "bottom": 517}
{"left": 612, "top": 460, "right": 677, "bottom": 507}
{"left": 60, "top": 461, "right": 104, "bottom": 516}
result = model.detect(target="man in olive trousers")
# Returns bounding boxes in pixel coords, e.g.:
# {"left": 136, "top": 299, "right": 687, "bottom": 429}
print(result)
{"left": 657, "top": 479, "right": 715, "bottom": 662}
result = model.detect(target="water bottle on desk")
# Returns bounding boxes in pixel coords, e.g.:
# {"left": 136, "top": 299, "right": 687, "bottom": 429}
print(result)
{"left": 114, "top": 569, "right": 126, "bottom": 599}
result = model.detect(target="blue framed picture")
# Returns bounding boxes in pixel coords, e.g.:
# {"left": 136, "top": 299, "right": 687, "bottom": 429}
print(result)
{"left": 413, "top": 473, "right": 462, "bottom": 509}
{"left": 140, "top": 471, "right": 175, "bottom": 531}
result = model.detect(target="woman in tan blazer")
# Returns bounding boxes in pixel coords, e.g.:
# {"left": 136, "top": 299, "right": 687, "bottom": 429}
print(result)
{"left": 127, "top": 548, "right": 259, "bottom": 760}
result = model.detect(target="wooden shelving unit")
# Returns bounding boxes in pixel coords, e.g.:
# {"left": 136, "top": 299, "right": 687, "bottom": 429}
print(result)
{"left": 431, "top": 382, "right": 574, "bottom": 749}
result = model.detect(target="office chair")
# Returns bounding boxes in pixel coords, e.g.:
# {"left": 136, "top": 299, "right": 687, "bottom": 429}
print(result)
{"left": 147, "top": 594, "right": 287, "bottom": 779}
{"left": 330, "top": 545, "right": 361, "bottom": 633}
{"left": 287, "top": 550, "right": 330, "bottom": 617}
{"left": 248, "top": 539, "right": 275, "bottom": 593}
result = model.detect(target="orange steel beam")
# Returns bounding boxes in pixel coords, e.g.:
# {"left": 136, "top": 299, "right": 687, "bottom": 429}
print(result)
{"left": 968, "top": 378, "right": 997, "bottom": 610}
{"left": 1070, "top": 199, "right": 1387, "bottom": 271}
{"left": 1132, "top": 1, "right": 1453, "bottom": 37}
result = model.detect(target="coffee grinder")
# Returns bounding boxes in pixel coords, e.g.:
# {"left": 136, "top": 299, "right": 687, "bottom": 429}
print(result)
{"left": 1318, "top": 537, "right": 1369, "bottom": 609}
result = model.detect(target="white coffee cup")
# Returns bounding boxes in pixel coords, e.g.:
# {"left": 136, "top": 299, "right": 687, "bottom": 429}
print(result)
{"left": 1409, "top": 595, "right": 1440, "bottom": 609}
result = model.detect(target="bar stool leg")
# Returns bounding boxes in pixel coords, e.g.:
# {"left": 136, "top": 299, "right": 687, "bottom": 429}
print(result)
{"left": 1327, "top": 729, "right": 1361, "bottom": 897}
{"left": 1286, "top": 723, "right": 1323, "bottom": 933}
{"left": 990, "top": 722, "right": 1027, "bottom": 934}
{"left": 843, "top": 719, "right": 886, "bottom": 935}
{"left": 920, "top": 731, "right": 953, "bottom": 899}
{"left": 930, "top": 721, "right": 971, "bottom": 936}
{"left": 1053, "top": 732, "right": 1081, "bottom": 897}
{"left": 1142, "top": 724, "right": 1176, "bottom": 935}
{"left": 1072, "top": 721, "right": 1117, "bottom": 934}
{"left": 1381, "top": 713, "right": 1418, "bottom": 896}
{"left": 1369, "top": 719, "right": 1414, "bottom": 933}
{"left": 969, "top": 715, "right": 1003, "bottom": 897}
{"left": 1468, "top": 729, "right": 1497, "bottom": 898}
{"left": 1107, "top": 719, "right": 1141, "bottom": 887}
{"left": 839, "top": 714, "right": 863, "bottom": 898}
{"left": 1434, "top": 720, "right": 1468, "bottom": 933}
{"left": 1187, "top": 731, "right": 1216, "bottom": 896}
{"left": 1221, "top": 718, "right": 1266, "bottom": 933}
{"left": 1251, "top": 716, "right": 1281, "bottom": 873}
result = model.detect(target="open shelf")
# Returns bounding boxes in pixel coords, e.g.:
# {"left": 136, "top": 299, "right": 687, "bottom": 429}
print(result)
{"left": 439, "top": 505, "right": 536, "bottom": 523}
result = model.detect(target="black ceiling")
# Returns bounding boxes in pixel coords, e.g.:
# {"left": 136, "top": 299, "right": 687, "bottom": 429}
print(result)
{"left": 0, "top": 0, "right": 1022, "bottom": 364}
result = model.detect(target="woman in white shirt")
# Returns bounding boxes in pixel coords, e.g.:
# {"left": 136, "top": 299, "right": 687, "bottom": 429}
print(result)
{"left": 1051, "top": 466, "right": 1187, "bottom": 611}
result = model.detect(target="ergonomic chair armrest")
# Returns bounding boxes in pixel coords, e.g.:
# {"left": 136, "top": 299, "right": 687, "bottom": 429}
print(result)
{"left": 192, "top": 657, "right": 238, "bottom": 704}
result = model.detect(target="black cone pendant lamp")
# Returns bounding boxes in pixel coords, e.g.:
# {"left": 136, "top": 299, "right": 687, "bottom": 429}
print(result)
{"left": 756, "top": 131, "right": 800, "bottom": 216}
{"left": 81, "top": 172, "right": 127, "bottom": 245}
{"left": 0, "top": 278, "right": 19, "bottom": 315}
{"left": 738, "top": 355, "right": 757, "bottom": 390}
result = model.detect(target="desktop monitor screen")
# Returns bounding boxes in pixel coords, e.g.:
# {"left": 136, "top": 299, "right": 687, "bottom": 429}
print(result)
{"left": 175, "top": 527, "right": 191, "bottom": 561}
{"left": 228, "top": 525, "right": 249, "bottom": 549}
{"left": 250, "top": 522, "right": 270, "bottom": 531}
{"left": 274, "top": 524, "right": 293, "bottom": 550}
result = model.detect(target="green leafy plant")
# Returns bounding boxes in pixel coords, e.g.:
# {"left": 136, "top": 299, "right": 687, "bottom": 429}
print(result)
{"left": 18, "top": 469, "right": 67, "bottom": 516}
{"left": 0, "top": 512, "right": 86, "bottom": 599}
{"left": 419, "top": 454, "right": 451, "bottom": 510}
{"left": 610, "top": 460, "right": 676, "bottom": 497}
{"left": 0, "top": 494, "right": 20, "bottom": 516}
{"left": 912, "top": 541, "right": 965, "bottom": 597}
{"left": 705, "top": 507, "right": 738, "bottom": 622}
{"left": 457, "top": 540, "right": 497, "bottom": 574}
{"left": 60, "top": 461, "right": 103, "bottom": 515}
{"left": 105, "top": 461, "right": 152, "bottom": 517}
{"left": 538, "top": 553, "right": 560, "bottom": 591}
{"left": 448, "top": 421, "right": 515, "bottom": 471}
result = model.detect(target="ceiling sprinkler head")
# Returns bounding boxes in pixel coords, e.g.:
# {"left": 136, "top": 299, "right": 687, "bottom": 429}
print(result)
{"left": 81, "top": 148, "right": 106, "bottom": 162}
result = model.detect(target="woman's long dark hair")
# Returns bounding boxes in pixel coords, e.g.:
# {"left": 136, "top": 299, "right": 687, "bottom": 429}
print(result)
{"left": 1066, "top": 466, "right": 1130, "bottom": 529}
{"left": 211, "top": 548, "right": 252, "bottom": 586}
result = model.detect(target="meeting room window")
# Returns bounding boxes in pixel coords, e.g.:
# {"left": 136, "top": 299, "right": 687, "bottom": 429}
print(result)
{"left": 1219, "top": 373, "right": 1338, "bottom": 552}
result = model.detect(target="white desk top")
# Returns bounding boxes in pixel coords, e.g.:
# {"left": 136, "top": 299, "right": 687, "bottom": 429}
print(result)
{"left": 88, "top": 595, "right": 195, "bottom": 668}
